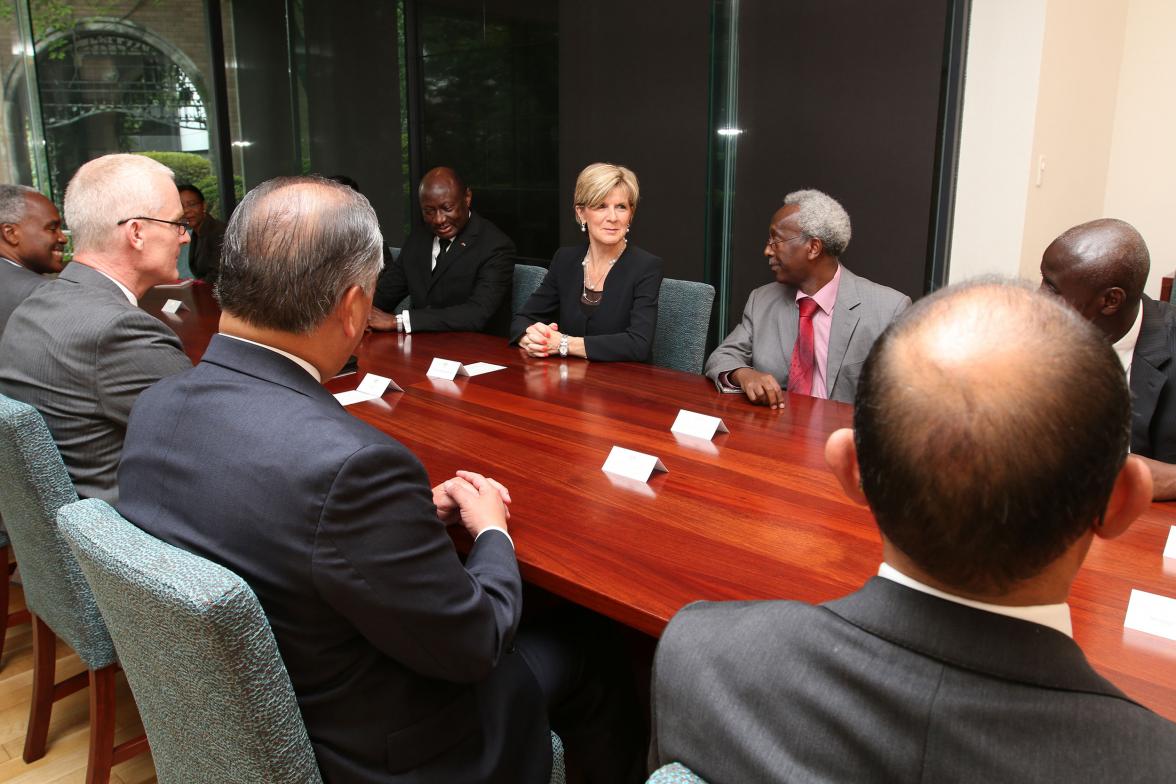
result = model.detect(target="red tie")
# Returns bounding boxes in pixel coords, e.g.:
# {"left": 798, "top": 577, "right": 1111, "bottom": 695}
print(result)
{"left": 788, "top": 297, "right": 819, "bottom": 395}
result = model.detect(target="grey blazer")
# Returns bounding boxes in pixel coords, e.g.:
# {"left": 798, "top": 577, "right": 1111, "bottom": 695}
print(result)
{"left": 0, "top": 262, "right": 191, "bottom": 503}
{"left": 650, "top": 578, "right": 1176, "bottom": 783}
{"left": 0, "top": 259, "right": 45, "bottom": 341}
{"left": 704, "top": 265, "right": 910, "bottom": 403}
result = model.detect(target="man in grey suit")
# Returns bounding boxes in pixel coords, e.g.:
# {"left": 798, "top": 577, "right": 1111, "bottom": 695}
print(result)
{"left": 705, "top": 189, "right": 910, "bottom": 406}
{"left": 0, "top": 154, "right": 192, "bottom": 503}
{"left": 0, "top": 185, "right": 67, "bottom": 336}
{"left": 651, "top": 281, "right": 1176, "bottom": 782}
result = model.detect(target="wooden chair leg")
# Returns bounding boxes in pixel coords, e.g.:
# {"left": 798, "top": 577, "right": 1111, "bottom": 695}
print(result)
{"left": 0, "top": 545, "right": 9, "bottom": 666}
{"left": 23, "top": 615, "right": 57, "bottom": 762}
{"left": 86, "top": 667, "right": 117, "bottom": 784}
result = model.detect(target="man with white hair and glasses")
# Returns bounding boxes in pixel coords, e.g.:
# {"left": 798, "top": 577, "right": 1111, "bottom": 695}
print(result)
{"left": 0, "top": 153, "right": 192, "bottom": 503}
{"left": 705, "top": 189, "right": 910, "bottom": 406}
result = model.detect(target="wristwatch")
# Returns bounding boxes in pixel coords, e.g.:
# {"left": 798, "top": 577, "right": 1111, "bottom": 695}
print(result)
{"left": 558, "top": 334, "right": 569, "bottom": 357}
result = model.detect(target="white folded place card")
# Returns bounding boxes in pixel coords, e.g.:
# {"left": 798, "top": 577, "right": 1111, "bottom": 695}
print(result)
{"left": 601, "top": 446, "right": 667, "bottom": 483}
{"left": 1123, "top": 589, "right": 1176, "bottom": 642}
{"left": 427, "top": 357, "right": 469, "bottom": 380}
{"left": 161, "top": 299, "right": 184, "bottom": 314}
{"left": 1165, "top": 527, "right": 1176, "bottom": 560}
{"left": 463, "top": 362, "right": 507, "bottom": 377}
{"left": 333, "top": 373, "right": 402, "bottom": 406}
{"left": 670, "top": 409, "right": 728, "bottom": 440}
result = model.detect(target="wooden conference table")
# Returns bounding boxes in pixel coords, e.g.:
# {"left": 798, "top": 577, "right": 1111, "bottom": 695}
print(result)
{"left": 142, "top": 282, "right": 1176, "bottom": 721}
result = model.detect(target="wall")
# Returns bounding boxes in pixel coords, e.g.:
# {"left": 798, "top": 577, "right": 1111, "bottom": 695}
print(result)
{"left": 1016, "top": 0, "right": 1129, "bottom": 280}
{"left": 947, "top": 0, "right": 1046, "bottom": 284}
{"left": 1103, "top": 0, "right": 1176, "bottom": 297}
{"left": 951, "top": 0, "right": 1174, "bottom": 299}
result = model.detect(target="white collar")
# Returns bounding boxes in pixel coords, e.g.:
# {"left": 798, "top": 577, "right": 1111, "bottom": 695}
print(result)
{"left": 219, "top": 334, "right": 322, "bottom": 382}
{"left": 878, "top": 563, "right": 1072, "bottom": 637}
{"left": 2, "top": 257, "right": 23, "bottom": 269}
{"left": 1112, "top": 303, "right": 1144, "bottom": 375}
{"left": 85, "top": 265, "right": 138, "bottom": 306}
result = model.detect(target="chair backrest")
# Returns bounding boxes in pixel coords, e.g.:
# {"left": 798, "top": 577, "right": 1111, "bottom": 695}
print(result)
{"left": 646, "top": 762, "right": 709, "bottom": 783}
{"left": 59, "top": 498, "right": 323, "bottom": 784}
{"left": 513, "top": 263, "right": 547, "bottom": 314}
{"left": 651, "top": 278, "right": 716, "bottom": 374}
{"left": 0, "top": 393, "right": 113, "bottom": 668}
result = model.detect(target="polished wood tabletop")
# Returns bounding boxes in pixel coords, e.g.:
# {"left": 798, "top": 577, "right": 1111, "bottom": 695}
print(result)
{"left": 140, "top": 283, "right": 1176, "bottom": 720}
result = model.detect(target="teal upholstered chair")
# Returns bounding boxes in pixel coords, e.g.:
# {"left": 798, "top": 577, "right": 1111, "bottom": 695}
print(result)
{"left": 513, "top": 263, "right": 547, "bottom": 314}
{"left": 652, "top": 278, "right": 716, "bottom": 373}
{"left": 0, "top": 393, "right": 147, "bottom": 783}
{"left": 59, "top": 498, "right": 568, "bottom": 784}
{"left": 59, "top": 498, "right": 323, "bottom": 784}
{"left": 647, "top": 762, "right": 709, "bottom": 783}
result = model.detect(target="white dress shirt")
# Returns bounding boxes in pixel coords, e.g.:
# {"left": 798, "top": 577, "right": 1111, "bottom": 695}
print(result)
{"left": 878, "top": 562, "right": 1072, "bottom": 637}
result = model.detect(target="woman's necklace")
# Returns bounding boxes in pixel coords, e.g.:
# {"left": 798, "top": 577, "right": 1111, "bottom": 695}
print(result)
{"left": 581, "top": 247, "right": 622, "bottom": 305}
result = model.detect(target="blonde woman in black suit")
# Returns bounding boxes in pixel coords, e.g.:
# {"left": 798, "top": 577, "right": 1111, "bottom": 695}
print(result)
{"left": 512, "top": 163, "right": 662, "bottom": 362}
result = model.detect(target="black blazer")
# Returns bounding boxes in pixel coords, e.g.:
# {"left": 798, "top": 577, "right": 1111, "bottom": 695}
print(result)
{"left": 117, "top": 335, "right": 551, "bottom": 783}
{"left": 511, "top": 243, "right": 662, "bottom": 362}
{"left": 374, "top": 211, "right": 515, "bottom": 336}
{"left": 1131, "top": 295, "right": 1176, "bottom": 462}
{"left": 189, "top": 214, "right": 226, "bottom": 283}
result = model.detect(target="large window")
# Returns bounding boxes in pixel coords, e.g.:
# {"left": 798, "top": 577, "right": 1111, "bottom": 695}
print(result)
{"left": 1, "top": 0, "right": 229, "bottom": 215}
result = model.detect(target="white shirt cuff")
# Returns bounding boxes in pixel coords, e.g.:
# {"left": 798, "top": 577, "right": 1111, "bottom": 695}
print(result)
{"left": 474, "top": 526, "right": 514, "bottom": 550}
{"left": 400, "top": 309, "right": 412, "bottom": 334}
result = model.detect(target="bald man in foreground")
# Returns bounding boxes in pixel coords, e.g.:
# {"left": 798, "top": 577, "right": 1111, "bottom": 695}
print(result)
{"left": 649, "top": 281, "right": 1176, "bottom": 782}
{"left": 1040, "top": 218, "right": 1176, "bottom": 499}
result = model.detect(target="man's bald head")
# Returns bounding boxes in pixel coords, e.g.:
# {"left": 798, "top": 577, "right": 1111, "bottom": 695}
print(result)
{"left": 1040, "top": 218, "right": 1150, "bottom": 339}
{"left": 854, "top": 281, "right": 1130, "bottom": 594}
{"left": 217, "top": 176, "right": 384, "bottom": 334}
{"left": 420, "top": 166, "right": 466, "bottom": 196}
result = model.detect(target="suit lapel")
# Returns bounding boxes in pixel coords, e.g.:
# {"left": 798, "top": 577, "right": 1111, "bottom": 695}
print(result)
{"left": 773, "top": 286, "right": 800, "bottom": 363}
{"left": 825, "top": 266, "right": 861, "bottom": 393}
{"left": 824, "top": 577, "right": 1133, "bottom": 702}
{"left": 427, "top": 212, "right": 481, "bottom": 293}
{"left": 1129, "top": 297, "right": 1170, "bottom": 452}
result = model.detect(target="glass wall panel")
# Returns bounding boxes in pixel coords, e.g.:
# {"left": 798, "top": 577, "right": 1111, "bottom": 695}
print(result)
{"left": 709, "top": 0, "right": 952, "bottom": 332}
{"left": 0, "top": 0, "right": 48, "bottom": 190}
{"left": 223, "top": 0, "right": 409, "bottom": 244}
{"left": 18, "top": 0, "right": 229, "bottom": 216}
{"left": 414, "top": 0, "right": 557, "bottom": 261}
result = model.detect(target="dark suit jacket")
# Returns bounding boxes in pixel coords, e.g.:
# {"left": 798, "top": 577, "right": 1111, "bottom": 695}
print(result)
{"left": 650, "top": 578, "right": 1176, "bottom": 783}
{"left": 0, "top": 262, "right": 190, "bottom": 503}
{"left": 189, "top": 214, "right": 226, "bottom": 283}
{"left": 0, "top": 258, "right": 44, "bottom": 340}
{"left": 704, "top": 265, "right": 910, "bottom": 403}
{"left": 117, "top": 335, "right": 551, "bottom": 784}
{"left": 374, "top": 212, "right": 515, "bottom": 335}
{"left": 1130, "top": 295, "right": 1176, "bottom": 462}
{"left": 511, "top": 243, "right": 662, "bottom": 362}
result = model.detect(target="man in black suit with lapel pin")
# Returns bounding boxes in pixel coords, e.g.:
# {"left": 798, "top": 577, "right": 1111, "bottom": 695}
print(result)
{"left": 369, "top": 166, "right": 515, "bottom": 336}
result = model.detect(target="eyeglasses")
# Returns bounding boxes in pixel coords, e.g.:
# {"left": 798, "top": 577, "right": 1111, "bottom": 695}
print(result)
{"left": 766, "top": 235, "right": 807, "bottom": 248}
{"left": 116, "top": 216, "right": 191, "bottom": 235}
